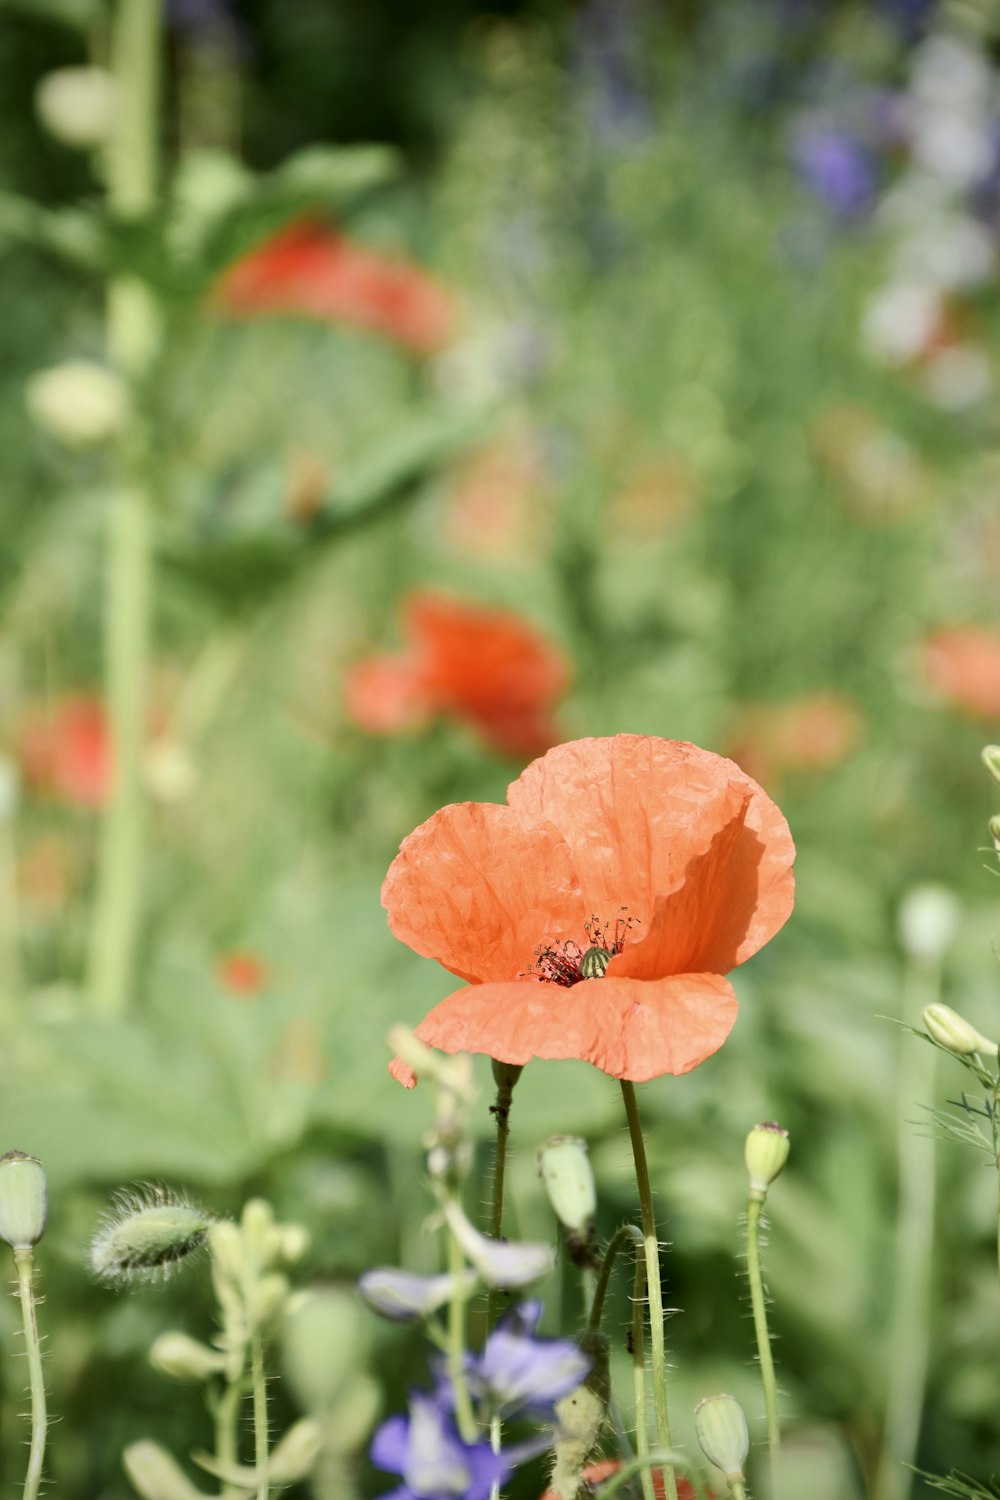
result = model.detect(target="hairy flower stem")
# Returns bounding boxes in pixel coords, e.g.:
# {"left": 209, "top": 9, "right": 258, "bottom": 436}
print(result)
{"left": 250, "top": 1329, "right": 269, "bottom": 1500}
{"left": 212, "top": 1379, "right": 243, "bottom": 1499}
{"left": 620, "top": 1081, "right": 678, "bottom": 1500}
{"left": 446, "top": 1221, "right": 477, "bottom": 1443}
{"left": 588, "top": 1225, "right": 655, "bottom": 1500}
{"left": 87, "top": 0, "right": 162, "bottom": 1019}
{"left": 13, "top": 1248, "right": 47, "bottom": 1500}
{"left": 486, "top": 1062, "right": 520, "bottom": 1500}
{"left": 874, "top": 958, "right": 940, "bottom": 1500}
{"left": 745, "top": 1195, "right": 780, "bottom": 1499}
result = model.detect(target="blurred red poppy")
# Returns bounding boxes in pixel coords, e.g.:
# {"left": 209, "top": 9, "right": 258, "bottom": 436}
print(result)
{"left": 213, "top": 219, "right": 454, "bottom": 354}
{"left": 216, "top": 951, "right": 268, "bottom": 997}
{"left": 383, "top": 735, "right": 795, "bottom": 1084}
{"left": 344, "top": 592, "right": 570, "bottom": 758}
{"left": 727, "top": 693, "right": 864, "bottom": 788}
{"left": 19, "top": 695, "right": 112, "bottom": 808}
{"left": 922, "top": 627, "right": 1000, "bottom": 720}
{"left": 539, "top": 1455, "right": 697, "bottom": 1498}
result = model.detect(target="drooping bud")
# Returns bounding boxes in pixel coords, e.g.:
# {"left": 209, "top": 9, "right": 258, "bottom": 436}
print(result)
{"left": 923, "top": 1002, "right": 998, "bottom": 1061}
{"left": 150, "top": 1332, "right": 226, "bottom": 1383}
{"left": 35, "top": 66, "right": 117, "bottom": 150}
{"left": 26, "top": 361, "right": 128, "bottom": 449}
{"left": 443, "top": 1200, "right": 554, "bottom": 1288}
{"left": 90, "top": 1186, "right": 213, "bottom": 1285}
{"left": 897, "top": 885, "right": 961, "bottom": 964}
{"left": 694, "top": 1394, "right": 750, "bottom": 1483}
{"left": 537, "top": 1137, "right": 596, "bottom": 1265}
{"left": 0, "top": 1151, "right": 47, "bottom": 1251}
{"left": 982, "top": 745, "right": 1000, "bottom": 787}
{"left": 358, "top": 1266, "right": 478, "bottom": 1322}
{"left": 745, "top": 1122, "right": 790, "bottom": 1200}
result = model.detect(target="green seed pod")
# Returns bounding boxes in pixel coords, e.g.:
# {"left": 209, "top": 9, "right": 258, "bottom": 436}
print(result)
{"left": 982, "top": 745, "right": 1000, "bottom": 787}
{"left": 694, "top": 1393, "right": 750, "bottom": 1482}
{"left": 745, "top": 1122, "right": 790, "bottom": 1199}
{"left": 579, "top": 946, "right": 611, "bottom": 979}
{"left": 537, "top": 1136, "right": 597, "bottom": 1266}
{"left": 90, "top": 1187, "right": 213, "bottom": 1285}
{"left": 548, "top": 1331, "right": 610, "bottom": 1500}
{"left": 923, "top": 1002, "right": 998, "bottom": 1060}
{"left": 149, "top": 1332, "right": 226, "bottom": 1383}
{"left": 0, "top": 1151, "right": 47, "bottom": 1250}
{"left": 122, "top": 1441, "right": 210, "bottom": 1500}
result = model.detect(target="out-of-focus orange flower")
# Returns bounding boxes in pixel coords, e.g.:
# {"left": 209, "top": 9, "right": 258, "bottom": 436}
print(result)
{"left": 213, "top": 219, "right": 454, "bottom": 354}
{"left": 540, "top": 1459, "right": 696, "bottom": 1499}
{"left": 383, "top": 735, "right": 795, "bottom": 1085}
{"left": 217, "top": 951, "right": 268, "bottom": 997}
{"left": 344, "top": 591, "right": 570, "bottom": 758}
{"left": 17, "top": 833, "right": 80, "bottom": 919}
{"left": 727, "top": 694, "right": 864, "bottom": 788}
{"left": 443, "top": 435, "right": 550, "bottom": 559}
{"left": 810, "top": 405, "right": 928, "bottom": 525}
{"left": 922, "top": 627, "right": 1000, "bottom": 720}
{"left": 18, "top": 695, "right": 112, "bottom": 808}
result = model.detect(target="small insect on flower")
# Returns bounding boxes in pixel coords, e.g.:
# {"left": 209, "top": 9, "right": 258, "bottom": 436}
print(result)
{"left": 90, "top": 1184, "right": 214, "bottom": 1286}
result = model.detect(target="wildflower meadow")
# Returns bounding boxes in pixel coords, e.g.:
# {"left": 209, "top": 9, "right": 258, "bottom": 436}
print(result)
{"left": 0, "top": 1, "right": 999, "bottom": 1498}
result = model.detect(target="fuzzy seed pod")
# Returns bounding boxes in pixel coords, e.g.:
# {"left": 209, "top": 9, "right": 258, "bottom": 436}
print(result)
{"left": 90, "top": 1186, "right": 213, "bottom": 1285}
{"left": 537, "top": 1137, "right": 597, "bottom": 1266}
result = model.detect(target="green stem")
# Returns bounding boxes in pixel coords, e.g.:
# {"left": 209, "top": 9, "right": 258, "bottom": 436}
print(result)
{"left": 486, "top": 1063, "right": 519, "bottom": 1500}
{"left": 746, "top": 1194, "right": 780, "bottom": 1498}
{"left": 874, "top": 958, "right": 939, "bottom": 1500}
{"left": 14, "top": 1248, "right": 47, "bottom": 1500}
{"left": 213, "top": 1378, "right": 243, "bottom": 1499}
{"left": 589, "top": 1450, "right": 708, "bottom": 1500}
{"left": 250, "top": 1330, "right": 268, "bottom": 1500}
{"left": 87, "top": 0, "right": 162, "bottom": 1020}
{"left": 446, "top": 1221, "right": 477, "bottom": 1443}
{"left": 620, "top": 1081, "right": 678, "bottom": 1500}
{"left": 587, "top": 1225, "right": 653, "bottom": 1500}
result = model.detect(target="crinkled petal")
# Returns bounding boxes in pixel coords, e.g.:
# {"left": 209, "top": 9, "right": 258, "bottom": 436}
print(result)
{"left": 408, "top": 973, "right": 738, "bottom": 1080}
{"left": 382, "top": 802, "right": 585, "bottom": 983}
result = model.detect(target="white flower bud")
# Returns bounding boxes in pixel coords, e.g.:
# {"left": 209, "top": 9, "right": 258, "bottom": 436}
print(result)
{"left": 27, "top": 360, "right": 128, "bottom": 449}
{"left": 0, "top": 1151, "right": 47, "bottom": 1250}
{"left": 149, "top": 1331, "right": 226, "bottom": 1383}
{"left": 923, "top": 1002, "right": 998, "bottom": 1060}
{"left": 268, "top": 1419, "right": 324, "bottom": 1485}
{"left": 898, "top": 884, "right": 961, "bottom": 964}
{"left": 35, "top": 67, "right": 117, "bottom": 150}
{"left": 695, "top": 1393, "right": 750, "bottom": 1481}
{"left": 982, "top": 745, "right": 1000, "bottom": 787}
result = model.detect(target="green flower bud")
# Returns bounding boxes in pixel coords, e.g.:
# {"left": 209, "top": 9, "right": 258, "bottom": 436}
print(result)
{"left": 989, "top": 814, "right": 1000, "bottom": 850}
{"left": 122, "top": 1442, "right": 208, "bottom": 1500}
{"left": 149, "top": 1331, "right": 226, "bottom": 1383}
{"left": 91, "top": 1186, "right": 212, "bottom": 1285}
{"left": 208, "top": 1219, "right": 245, "bottom": 1285}
{"left": 898, "top": 884, "right": 960, "bottom": 964}
{"left": 982, "top": 745, "right": 1000, "bottom": 787}
{"left": 745, "top": 1122, "right": 790, "bottom": 1199}
{"left": 35, "top": 66, "right": 117, "bottom": 149}
{"left": 0, "top": 1151, "right": 47, "bottom": 1250}
{"left": 537, "top": 1136, "right": 596, "bottom": 1265}
{"left": 268, "top": 1419, "right": 324, "bottom": 1485}
{"left": 26, "top": 360, "right": 128, "bottom": 448}
{"left": 277, "top": 1223, "right": 310, "bottom": 1265}
{"left": 284, "top": 1285, "right": 370, "bottom": 1410}
{"left": 923, "top": 1002, "right": 998, "bottom": 1060}
{"left": 250, "top": 1272, "right": 290, "bottom": 1327}
{"left": 694, "top": 1393, "right": 750, "bottom": 1482}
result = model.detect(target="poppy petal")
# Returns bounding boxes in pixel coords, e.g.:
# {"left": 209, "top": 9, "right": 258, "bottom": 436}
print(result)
{"left": 381, "top": 802, "right": 586, "bottom": 984}
{"left": 405, "top": 972, "right": 738, "bottom": 1080}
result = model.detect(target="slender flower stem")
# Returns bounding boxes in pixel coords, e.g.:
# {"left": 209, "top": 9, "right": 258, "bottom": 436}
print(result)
{"left": 250, "top": 1330, "right": 269, "bottom": 1500}
{"left": 589, "top": 1450, "right": 708, "bottom": 1500}
{"left": 87, "top": 0, "right": 162, "bottom": 1019}
{"left": 874, "top": 957, "right": 940, "bottom": 1500}
{"left": 13, "top": 1248, "right": 47, "bottom": 1500}
{"left": 620, "top": 1081, "right": 678, "bottom": 1500}
{"left": 745, "top": 1194, "right": 780, "bottom": 1499}
{"left": 586, "top": 1225, "right": 654, "bottom": 1500}
{"left": 213, "top": 1378, "right": 243, "bottom": 1499}
{"left": 486, "top": 1063, "right": 519, "bottom": 1500}
{"left": 446, "top": 1220, "right": 477, "bottom": 1443}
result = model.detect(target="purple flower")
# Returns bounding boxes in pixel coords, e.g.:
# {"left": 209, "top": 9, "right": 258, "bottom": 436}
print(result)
{"left": 371, "top": 1394, "right": 532, "bottom": 1500}
{"left": 792, "top": 126, "right": 878, "bottom": 220}
{"left": 469, "top": 1301, "right": 590, "bottom": 1417}
{"left": 359, "top": 1267, "right": 478, "bottom": 1323}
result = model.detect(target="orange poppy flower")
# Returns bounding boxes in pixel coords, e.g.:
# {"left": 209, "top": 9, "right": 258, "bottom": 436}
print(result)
{"left": 922, "top": 626, "right": 1000, "bottom": 720}
{"left": 345, "top": 592, "right": 570, "bottom": 758}
{"left": 383, "top": 735, "right": 795, "bottom": 1085}
{"left": 213, "top": 219, "right": 454, "bottom": 354}
{"left": 216, "top": 951, "right": 268, "bottom": 998}
{"left": 727, "top": 693, "right": 864, "bottom": 789}
{"left": 539, "top": 1459, "right": 697, "bottom": 1498}
{"left": 18, "top": 695, "right": 112, "bottom": 808}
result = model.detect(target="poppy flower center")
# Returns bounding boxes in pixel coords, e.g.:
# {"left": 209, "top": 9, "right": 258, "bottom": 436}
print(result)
{"left": 531, "top": 911, "right": 638, "bottom": 987}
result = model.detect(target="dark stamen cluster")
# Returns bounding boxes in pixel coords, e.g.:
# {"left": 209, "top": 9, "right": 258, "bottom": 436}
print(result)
{"left": 529, "top": 908, "right": 639, "bottom": 987}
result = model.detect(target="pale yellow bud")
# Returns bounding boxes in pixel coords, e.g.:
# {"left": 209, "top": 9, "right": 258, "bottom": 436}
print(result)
{"left": 27, "top": 361, "right": 128, "bottom": 448}
{"left": 149, "top": 1331, "right": 226, "bottom": 1383}
{"left": 250, "top": 1271, "right": 290, "bottom": 1326}
{"left": 923, "top": 1002, "right": 998, "bottom": 1060}
{"left": 745, "top": 1122, "right": 790, "bottom": 1199}
{"left": 0, "top": 1152, "right": 46, "bottom": 1250}
{"left": 694, "top": 1394, "right": 750, "bottom": 1482}
{"left": 269, "top": 1419, "right": 324, "bottom": 1485}
{"left": 982, "top": 745, "right": 1000, "bottom": 787}
{"left": 122, "top": 1442, "right": 207, "bottom": 1500}
{"left": 537, "top": 1136, "right": 596, "bottom": 1239}
{"left": 35, "top": 66, "right": 117, "bottom": 150}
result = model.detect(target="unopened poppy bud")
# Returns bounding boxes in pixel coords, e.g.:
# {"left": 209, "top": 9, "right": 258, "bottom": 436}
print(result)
{"left": 444, "top": 1200, "right": 554, "bottom": 1287}
{"left": 923, "top": 1002, "right": 998, "bottom": 1060}
{"left": 694, "top": 1393, "right": 750, "bottom": 1482}
{"left": 269, "top": 1418, "right": 324, "bottom": 1484}
{"left": 745, "top": 1123, "right": 790, "bottom": 1200}
{"left": 150, "top": 1331, "right": 226, "bottom": 1383}
{"left": 982, "top": 745, "right": 1000, "bottom": 787}
{"left": 35, "top": 66, "right": 117, "bottom": 149}
{"left": 91, "top": 1188, "right": 213, "bottom": 1285}
{"left": 537, "top": 1137, "right": 596, "bottom": 1264}
{"left": 0, "top": 1151, "right": 47, "bottom": 1250}
{"left": 358, "top": 1266, "right": 478, "bottom": 1322}
{"left": 122, "top": 1441, "right": 207, "bottom": 1500}
{"left": 898, "top": 885, "right": 961, "bottom": 964}
{"left": 26, "top": 360, "right": 128, "bottom": 448}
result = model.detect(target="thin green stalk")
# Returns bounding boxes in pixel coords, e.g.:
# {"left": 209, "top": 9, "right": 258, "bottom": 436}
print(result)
{"left": 589, "top": 1450, "right": 708, "bottom": 1500}
{"left": 446, "top": 1222, "right": 477, "bottom": 1443}
{"left": 746, "top": 1195, "right": 780, "bottom": 1499}
{"left": 587, "top": 1225, "right": 653, "bottom": 1500}
{"left": 874, "top": 958, "right": 939, "bottom": 1500}
{"left": 250, "top": 1330, "right": 269, "bottom": 1500}
{"left": 486, "top": 1063, "right": 519, "bottom": 1500}
{"left": 212, "top": 1378, "right": 243, "bottom": 1499}
{"left": 14, "top": 1248, "right": 46, "bottom": 1500}
{"left": 87, "top": 0, "right": 162, "bottom": 1019}
{"left": 620, "top": 1080, "right": 678, "bottom": 1500}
